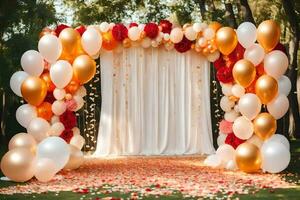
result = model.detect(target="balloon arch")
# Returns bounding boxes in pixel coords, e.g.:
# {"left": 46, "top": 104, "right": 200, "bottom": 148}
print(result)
{"left": 1, "top": 19, "right": 291, "bottom": 182}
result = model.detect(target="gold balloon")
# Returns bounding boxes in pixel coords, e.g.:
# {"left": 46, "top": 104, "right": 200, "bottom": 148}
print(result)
{"left": 257, "top": 20, "right": 280, "bottom": 52}
{"left": 21, "top": 76, "right": 47, "bottom": 106}
{"left": 73, "top": 55, "right": 96, "bottom": 84}
{"left": 0, "top": 148, "right": 35, "bottom": 182}
{"left": 64, "top": 145, "right": 84, "bottom": 170}
{"left": 255, "top": 75, "right": 278, "bottom": 104}
{"left": 8, "top": 133, "right": 37, "bottom": 153}
{"left": 254, "top": 112, "right": 277, "bottom": 140}
{"left": 236, "top": 143, "right": 262, "bottom": 173}
{"left": 233, "top": 59, "right": 256, "bottom": 87}
{"left": 216, "top": 27, "right": 238, "bottom": 55}
{"left": 59, "top": 28, "right": 81, "bottom": 56}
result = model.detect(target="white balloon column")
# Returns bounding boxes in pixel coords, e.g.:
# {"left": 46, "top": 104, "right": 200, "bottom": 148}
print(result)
{"left": 205, "top": 20, "right": 291, "bottom": 173}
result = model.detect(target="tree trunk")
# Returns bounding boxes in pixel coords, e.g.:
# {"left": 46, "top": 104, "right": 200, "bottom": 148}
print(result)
{"left": 239, "top": 0, "right": 255, "bottom": 24}
{"left": 282, "top": 0, "right": 300, "bottom": 138}
{"left": 197, "top": 0, "right": 206, "bottom": 20}
{"left": 224, "top": 3, "right": 238, "bottom": 28}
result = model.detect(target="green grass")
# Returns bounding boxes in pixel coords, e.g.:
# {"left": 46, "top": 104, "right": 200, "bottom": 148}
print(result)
{"left": 0, "top": 140, "right": 300, "bottom": 200}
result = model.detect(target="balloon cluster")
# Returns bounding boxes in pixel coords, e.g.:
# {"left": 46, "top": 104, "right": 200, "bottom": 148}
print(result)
{"left": 2, "top": 25, "right": 94, "bottom": 182}
{"left": 206, "top": 20, "right": 291, "bottom": 173}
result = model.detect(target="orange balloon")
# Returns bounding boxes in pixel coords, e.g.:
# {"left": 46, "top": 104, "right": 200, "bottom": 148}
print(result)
{"left": 65, "top": 79, "right": 80, "bottom": 94}
{"left": 102, "top": 31, "right": 117, "bottom": 51}
{"left": 216, "top": 27, "right": 238, "bottom": 55}
{"left": 209, "top": 21, "right": 222, "bottom": 32}
{"left": 73, "top": 55, "right": 96, "bottom": 84}
{"left": 37, "top": 102, "right": 53, "bottom": 121}
{"left": 59, "top": 28, "right": 81, "bottom": 58}
{"left": 254, "top": 112, "right": 277, "bottom": 141}
{"left": 257, "top": 20, "right": 280, "bottom": 52}
{"left": 21, "top": 76, "right": 47, "bottom": 106}
{"left": 233, "top": 59, "right": 256, "bottom": 87}
{"left": 255, "top": 75, "right": 278, "bottom": 104}
{"left": 235, "top": 143, "right": 262, "bottom": 173}
{"left": 40, "top": 72, "right": 55, "bottom": 92}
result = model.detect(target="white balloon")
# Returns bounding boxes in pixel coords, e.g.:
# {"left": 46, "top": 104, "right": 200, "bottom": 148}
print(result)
{"left": 203, "top": 28, "right": 215, "bottom": 40}
{"left": 27, "top": 117, "right": 50, "bottom": 142}
{"left": 141, "top": 37, "right": 152, "bottom": 48}
{"left": 74, "top": 86, "right": 87, "bottom": 97}
{"left": 233, "top": 116, "right": 254, "bottom": 140}
{"left": 109, "top": 23, "right": 115, "bottom": 30}
{"left": 53, "top": 88, "right": 66, "bottom": 100}
{"left": 266, "top": 134, "right": 290, "bottom": 150}
{"left": 170, "top": 28, "right": 183, "bottom": 43}
{"left": 247, "top": 135, "right": 263, "bottom": 148}
{"left": 10, "top": 71, "right": 29, "bottom": 97}
{"left": 267, "top": 94, "right": 289, "bottom": 119}
{"left": 220, "top": 96, "right": 235, "bottom": 112}
{"left": 207, "top": 51, "right": 220, "bottom": 62}
{"left": 163, "top": 33, "right": 170, "bottom": 41}
{"left": 51, "top": 115, "right": 60, "bottom": 124}
{"left": 221, "top": 84, "right": 233, "bottom": 96}
{"left": 73, "top": 95, "right": 84, "bottom": 111}
{"left": 37, "top": 136, "right": 70, "bottom": 172}
{"left": 244, "top": 44, "right": 265, "bottom": 66}
{"left": 226, "top": 160, "right": 237, "bottom": 171}
{"left": 264, "top": 50, "right": 289, "bottom": 79}
{"left": 224, "top": 110, "right": 240, "bottom": 122}
{"left": 128, "top": 27, "right": 140, "bottom": 41}
{"left": 38, "top": 34, "right": 62, "bottom": 63}
{"left": 99, "top": 22, "right": 109, "bottom": 32}
{"left": 16, "top": 104, "right": 37, "bottom": 128}
{"left": 50, "top": 60, "right": 73, "bottom": 88}
{"left": 70, "top": 135, "right": 85, "bottom": 150}
{"left": 34, "top": 158, "right": 57, "bottom": 182}
{"left": 21, "top": 50, "right": 44, "bottom": 76}
{"left": 216, "top": 144, "right": 235, "bottom": 163}
{"left": 237, "top": 22, "right": 257, "bottom": 48}
{"left": 231, "top": 84, "right": 245, "bottom": 98}
{"left": 234, "top": 105, "right": 240, "bottom": 113}
{"left": 238, "top": 93, "right": 262, "bottom": 120}
{"left": 52, "top": 100, "right": 66, "bottom": 116}
{"left": 138, "top": 24, "right": 145, "bottom": 31}
{"left": 261, "top": 141, "right": 290, "bottom": 173}
{"left": 48, "top": 122, "right": 65, "bottom": 136}
{"left": 184, "top": 26, "right": 197, "bottom": 41}
{"left": 81, "top": 27, "right": 102, "bottom": 56}
{"left": 72, "top": 127, "right": 80, "bottom": 136}
{"left": 192, "top": 22, "right": 203, "bottom": 33}
{"left": 204, "top": 154, "right": 222, "bottom": 168}
{"left": 217, "top": 134, "right": 227, "bottom": 146}
{"left": 278, "top": 75, "right": 291, "bottom": 96}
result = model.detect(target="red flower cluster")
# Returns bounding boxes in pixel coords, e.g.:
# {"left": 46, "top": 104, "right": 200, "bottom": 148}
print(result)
{"left": 44, "top": 92, "right": 56, "bottom": 104}
{"left": 112, "top": 23, "right": 128, "bottom": 41}
{"left": 55, "top": 24, "right": 69, "bottom": 36}
{"left": 159, "top": 20, "right": 172, "bottom": 34}
{"left": 129, "top": 22, "right": 138, "bottom": 28}
{"left": 60, "top": 129, "right": 74, "bottom": 143}
{"left": 227, "top": 43, "right": 245, "bottom": 62}
{"left": 273, "top": 43, "right": 287, "bottom": 55}
{"left": 174, "top": 36, "right": 192, "bottom": 53}
{"left": 213, "top": 56, "right": 225, "bottom": 70}
{"left": 144, "top": 22, "right": 159, "bottom": 39}
{"left": 59, "top": 110, "right": 77, "bottom": 130}
{"left": 75, "top": 25, "right": 86, "bottom": 36}
{"left": 216, "top": 66, "right": 233, "bottom": 83}
{"left": 225, "top": 133, "right": 245, "bottom": 149}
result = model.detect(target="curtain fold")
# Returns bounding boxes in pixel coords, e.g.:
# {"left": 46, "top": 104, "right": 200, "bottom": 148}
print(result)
{"left": 93, "top": 47, "right": 215, "bottom": 156}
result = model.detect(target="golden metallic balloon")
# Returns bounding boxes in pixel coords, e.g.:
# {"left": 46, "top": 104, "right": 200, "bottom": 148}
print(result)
{"left": 233, "top": 59, "right": 256, "bottom": 87}
{"left": 209, "top": 21, "right": 222, "bottom": 32}
{"left": 216, "top": 27, "right": 238, "bottom": 55}
{"left": 0, "top": 148, "right": 35, "bottom": 182}
{"left": 59, "top": 28, "right": 81, "bottom": 56}
{"left": 235, "top": 143, "right": 262, "bottom": 173}
{"left": 254, "top": 112, "right": 277, "bottom": 140}
{"left": 255, "top": 75, "right": 278, "bottom": 104}
{"left": 21, "top": 76, "right": 47, "bottom": 106}
{"left": 64, "top": 145, "right": 84, "bottom": 170}
{"left": 123, "top": 38, "right": 131, "bottom": 48}
{"left": 257, "top": 20, "right": 280, "bottom": 52}
{"left": 73, "top": 55, "right": 96, "bottom": 84}
{"left": 8, "top": 133, "right": 37, "bottom": 153}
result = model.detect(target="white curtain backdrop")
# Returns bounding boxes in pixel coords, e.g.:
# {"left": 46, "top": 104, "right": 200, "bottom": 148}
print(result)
{"left": 93, "top": 47, "right": 215, "bottom": 156}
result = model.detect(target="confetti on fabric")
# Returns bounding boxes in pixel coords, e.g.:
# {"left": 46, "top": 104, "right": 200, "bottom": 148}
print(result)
{"left": 0, "top": 156, "right": 296, "bottom": 198}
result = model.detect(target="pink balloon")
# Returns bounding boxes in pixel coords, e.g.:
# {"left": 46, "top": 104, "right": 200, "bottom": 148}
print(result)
{"left": 34, "top": 158, "right": 57, "bottom": 182}
{"left": 264, "top": 50, "right": 288, "bottom": 79}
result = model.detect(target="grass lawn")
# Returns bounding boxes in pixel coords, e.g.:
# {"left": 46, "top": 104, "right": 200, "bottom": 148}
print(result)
{"left": 0, "top": 140, "right": 299, "bottom": 200}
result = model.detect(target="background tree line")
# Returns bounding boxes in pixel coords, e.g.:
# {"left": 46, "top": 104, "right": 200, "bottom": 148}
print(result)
{"left": 0, "top": 0, "right": 299, "bottom": 151}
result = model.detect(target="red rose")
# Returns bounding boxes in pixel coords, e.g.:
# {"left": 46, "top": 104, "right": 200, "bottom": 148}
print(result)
{"left": 174, "top": 36, "right": 192, "bottom": 53}
{"left": 129, "top": 22, "right": 138, "bottom": 28}
{"left": 75, "top": 25, "right": 86, "bottom": 36}
{"left": 225, "top": 133, "right": 245, "bottom": 149}
{"left": 112, "top": 23, "right": 128, "bottom": 41}
{"left": 44, "top": 92, "right": 55, "bottom": 104}
{"left": 60, "top": 129, "right": 74, "bottom": 143}
{"left": 213, "top": 56, "right": 225, "bottom": 70}
{"left": 273, "top": 43, "right": 287, "bottom": 55}
{"left": 59, "top": 110, "right": 77, "bottom": 130}
{"left": 216, "top": 66, "right": 233, "bottom": 83}
{"left": 159, "top": 20, "right": 172, "bottom": 34}
{"left": 144, "top": 22, "right": 159, "bottom": 39}
{"left": 227, "top": 43, "right": 245, "bottom": 62}
{"left": 55, "top": 24, "right": 69, "bottom": 36}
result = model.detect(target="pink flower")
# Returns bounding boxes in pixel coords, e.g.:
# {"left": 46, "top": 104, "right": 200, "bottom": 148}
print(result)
{"left": 219, "top": 120, "right": 233, "bottom": 134}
